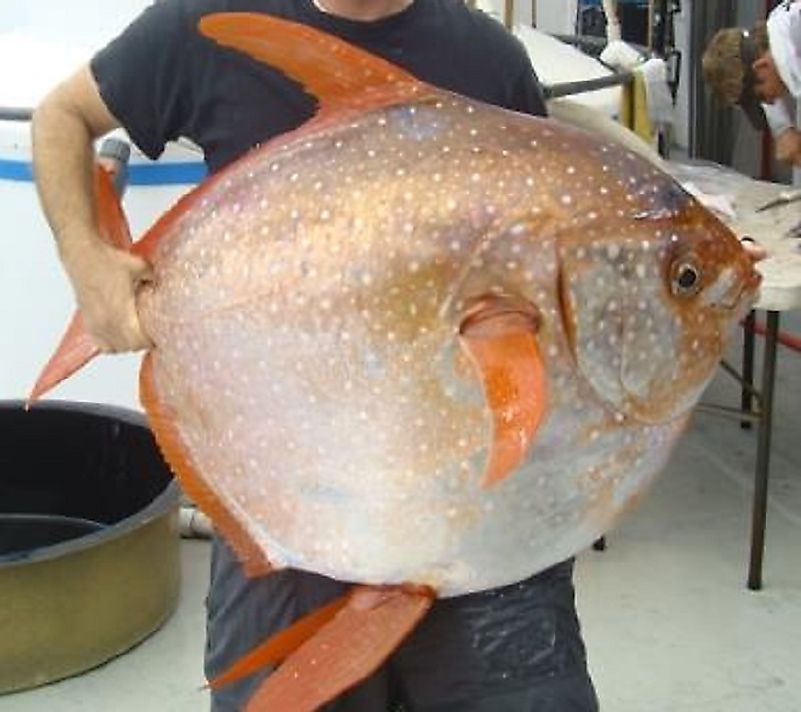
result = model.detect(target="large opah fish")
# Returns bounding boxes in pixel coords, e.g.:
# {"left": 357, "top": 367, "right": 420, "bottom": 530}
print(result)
{"left": 32, "top": 13, "right": 760, "bottom": 711}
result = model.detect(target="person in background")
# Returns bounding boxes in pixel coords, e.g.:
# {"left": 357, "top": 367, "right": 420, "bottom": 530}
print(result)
{"left": 31, "top": 1, "right": 599, "bottom": 710}
{"left": 703, "top": 0, "right": 801, "bottom": 167}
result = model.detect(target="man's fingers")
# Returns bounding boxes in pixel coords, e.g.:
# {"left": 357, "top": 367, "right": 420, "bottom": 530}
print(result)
{"left": 740, "top": 236, "right": 767, "bottom": 262}
{"left": 77, "top": 257, "right": 153, "bottom": 352}
{"left": 122, "top": 252, "right": 154, "bottom": 284}
{"left": 94, "top": 318, "right": 151, "bottom": 353}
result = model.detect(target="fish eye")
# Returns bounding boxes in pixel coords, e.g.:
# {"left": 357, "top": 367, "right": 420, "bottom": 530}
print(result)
{"left": 671, "top": 260, "right": 702, "bottom": 297}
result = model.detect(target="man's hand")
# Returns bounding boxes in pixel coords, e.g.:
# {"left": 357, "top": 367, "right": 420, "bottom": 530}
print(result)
{"left": 739, "top": 236, "right": 768, "bottom": 263}
{"left": 61, "top": 235, "right": 153, "bottom": 352}
{"left": 774, "top": 128, "right": 801, "bottom": 166}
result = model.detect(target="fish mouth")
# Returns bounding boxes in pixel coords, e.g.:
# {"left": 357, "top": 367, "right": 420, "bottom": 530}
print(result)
{"left": 719, "top": 270, "right": 762, "bottom": 311}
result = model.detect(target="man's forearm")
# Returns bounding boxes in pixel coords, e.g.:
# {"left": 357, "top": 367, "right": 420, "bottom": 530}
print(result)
{"left": 29, "top": 66, "right": 153, "bottom": 352}
{"left": 31, "top": 64, "right": 121, "bottom": 263}
{"left": 31, "top": 94, "right": 102, "bottom": 262}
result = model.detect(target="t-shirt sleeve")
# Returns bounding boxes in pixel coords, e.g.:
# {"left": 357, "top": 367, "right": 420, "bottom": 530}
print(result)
{"left": 504, "top": 38, "right": 548, "bottom": 118}
{"left": 507, "top": 64, "right": 548, "bottom": 118}
{"left": 90, "top": 0, "right": 192, "bottom": 160}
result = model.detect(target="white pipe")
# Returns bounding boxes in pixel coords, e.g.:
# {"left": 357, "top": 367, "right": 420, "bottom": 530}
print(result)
{"left": 178, "top": 507, "right": 214, "bottom": 539}
{"left": 601, "top": 0, "right": 621, "bottom": 42}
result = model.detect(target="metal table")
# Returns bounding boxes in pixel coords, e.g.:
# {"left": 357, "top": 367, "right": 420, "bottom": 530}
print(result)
{"left": 668, "top": 161, "right": 801, "bottom": 590}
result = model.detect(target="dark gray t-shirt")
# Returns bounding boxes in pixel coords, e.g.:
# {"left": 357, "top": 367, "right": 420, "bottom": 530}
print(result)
{"left": 91, "top": 0, "right": 547, "bottom": 173}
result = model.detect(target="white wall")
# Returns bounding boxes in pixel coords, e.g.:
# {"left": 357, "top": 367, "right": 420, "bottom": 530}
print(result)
{"left": 477, "top": 0, "right": 535, "bottom": 27}
{"left": 673, "top": 0, "right": 692, "bottom": 150}
{"left": 534, "top": 0, "right": 578, "bottom": 35}
{"left": 0, "top": 0, "right": 151, "bottom": 42}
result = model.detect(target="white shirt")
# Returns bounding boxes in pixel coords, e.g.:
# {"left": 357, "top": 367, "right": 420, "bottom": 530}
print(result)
{"left": 764, "top": 0, "right": 801, "bottom": 135}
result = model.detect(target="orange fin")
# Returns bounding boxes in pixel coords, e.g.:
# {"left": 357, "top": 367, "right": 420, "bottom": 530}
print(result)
{"left": 459, "top": 296, "right": 548, "bottom": 488}
{"left": 94, "top": 163, "right": 132, "bottom": 248}
{"left": 27, "top": 313, "right": 100, "bottom": 404}
{"left": 28, "top": 165, "right": 132, "bottom": 404}
{"left": 208, "top": 591, "right": 352, "bottom": 690}
{"left": 198, "top": 13, "right": 433, "bottom": 117}
{"left": 242, "top": 585, "right": 433, "bottom": 712}
{"left": 139, "top": 353, "right": 272, "bottom": 576}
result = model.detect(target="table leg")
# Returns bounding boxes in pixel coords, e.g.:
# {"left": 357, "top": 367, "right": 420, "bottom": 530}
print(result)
{"left": 741, "top": 310, "right": 756, "bottom": 430}
{"left": 747, "top": 310, "right": 779, "bottom": 591}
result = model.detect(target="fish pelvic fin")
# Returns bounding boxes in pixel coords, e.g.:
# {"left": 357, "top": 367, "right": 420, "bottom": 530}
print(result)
{"left": 207, "top": 592, "right": 352, "bottom": 691}
{"left": 459, "top": 296, "right": 548, "bottom": 488}
{"left": 211, "top": 585, "right": 433, "bottom": 712}
{"left": 28, "top": 165, "right": 132, "bottom": 405}
{"left": 198, "top": 13, "right": 434, "bottom": 119}
{"left": 139, "top": 353, "right": 272, "bottom": 577}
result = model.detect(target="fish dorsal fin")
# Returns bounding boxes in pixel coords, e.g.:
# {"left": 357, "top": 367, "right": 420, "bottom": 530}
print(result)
{"left": 198, "top": 13, "right": 432, "bottom": 117}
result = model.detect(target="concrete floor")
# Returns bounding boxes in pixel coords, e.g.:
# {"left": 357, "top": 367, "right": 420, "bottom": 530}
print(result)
{"left": 1, "top": 317, "right": 799, "bottom": 711}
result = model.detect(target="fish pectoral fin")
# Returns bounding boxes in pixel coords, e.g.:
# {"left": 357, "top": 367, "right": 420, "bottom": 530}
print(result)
{"left": 459, "top": 296, "right": 548, "bottom": 488}
{"left": 215, "top": 585, "right": 433, "bottom": 712}
{"left": 28, "top": 166, "right": 132, "bottom": 404}
{"left": 198, "top": 13, "right": 434, "bottom": 117}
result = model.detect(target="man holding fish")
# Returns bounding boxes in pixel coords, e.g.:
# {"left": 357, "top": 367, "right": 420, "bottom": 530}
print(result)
{"left": 31, "top": 0, "right": 600, "bottom": 710}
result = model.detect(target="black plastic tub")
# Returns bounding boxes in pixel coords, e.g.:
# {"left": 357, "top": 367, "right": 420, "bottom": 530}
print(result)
{"left": 0, "top": 400, "right": 181, "bottom": 693}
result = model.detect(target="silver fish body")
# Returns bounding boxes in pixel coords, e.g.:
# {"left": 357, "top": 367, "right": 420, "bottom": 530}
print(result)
{"left": 139, "top": 94, "right": 758, "bottom": 595}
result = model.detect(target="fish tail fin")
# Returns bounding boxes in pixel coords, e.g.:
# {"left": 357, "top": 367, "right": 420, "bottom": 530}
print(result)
{"left": 210, "top": 586, "right": 434, "bottom": 712}
{"left": 27, "top": 165, "right": 132, "bottom": 405}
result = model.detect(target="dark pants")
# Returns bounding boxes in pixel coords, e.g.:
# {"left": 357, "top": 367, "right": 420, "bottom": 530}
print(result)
{"left": 206, "top": 537, "right": 599, "bottom": 711}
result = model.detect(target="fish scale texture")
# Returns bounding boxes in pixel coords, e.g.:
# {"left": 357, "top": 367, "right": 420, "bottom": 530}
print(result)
{"left": 137, "top": 94, "right": 758, "bottom": 595}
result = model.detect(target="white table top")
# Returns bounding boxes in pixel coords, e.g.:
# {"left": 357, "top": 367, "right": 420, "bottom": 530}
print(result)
{"left": 668, "top": 161, "right": 801, "bottom": 313}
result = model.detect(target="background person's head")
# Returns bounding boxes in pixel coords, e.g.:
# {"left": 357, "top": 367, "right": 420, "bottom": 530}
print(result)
{"left": 702, "top": 22, "right": 786, "bottom": 130}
